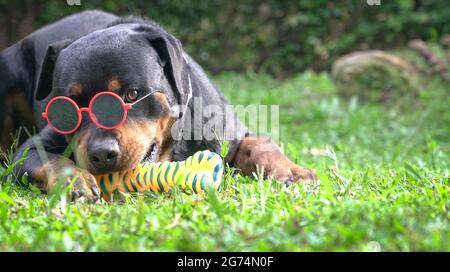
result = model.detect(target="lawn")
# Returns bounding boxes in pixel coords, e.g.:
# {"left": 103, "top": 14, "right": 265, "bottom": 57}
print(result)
{"left": 0, "top": 71, "right": 448, "bottom": 251}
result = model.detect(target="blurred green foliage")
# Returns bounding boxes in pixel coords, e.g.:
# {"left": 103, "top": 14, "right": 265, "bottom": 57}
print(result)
{"left": 1, "top": 0, "right": 449, "bottom": 76}
{"left": 1, "top": 72, "right": 449, "bottom": 251}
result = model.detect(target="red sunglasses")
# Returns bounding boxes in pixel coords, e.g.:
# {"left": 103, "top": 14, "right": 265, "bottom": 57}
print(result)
{"left": 42, "top": 90, "right": 157, "bottom": 135}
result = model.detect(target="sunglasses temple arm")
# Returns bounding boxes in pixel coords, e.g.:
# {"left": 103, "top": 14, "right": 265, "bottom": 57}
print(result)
{"left": 130, "top": 90, "right": 159, "bottom": 106}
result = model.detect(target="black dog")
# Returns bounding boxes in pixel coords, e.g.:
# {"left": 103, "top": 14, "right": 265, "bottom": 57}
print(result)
{"left": 1, "top": 10, "right": 317, "bottom": 201}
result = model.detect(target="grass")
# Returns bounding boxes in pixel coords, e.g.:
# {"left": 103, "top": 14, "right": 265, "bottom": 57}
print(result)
{"left": 0, "top": 71, "right": 449, "bottom": 251}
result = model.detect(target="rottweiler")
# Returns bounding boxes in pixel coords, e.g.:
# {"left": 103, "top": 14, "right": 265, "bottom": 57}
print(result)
{"left": 0, "top": 10, "right": 317, "bottom": 201}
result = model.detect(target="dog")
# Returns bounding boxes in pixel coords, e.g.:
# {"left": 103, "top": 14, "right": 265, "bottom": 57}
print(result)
{"left": 0, "top": 10, "right": 317, "bottom": 202}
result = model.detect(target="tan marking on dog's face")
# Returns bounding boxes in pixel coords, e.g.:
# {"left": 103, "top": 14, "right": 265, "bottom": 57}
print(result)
{"left": 74, "top": 93, "right": 176, "bottom": 173}
{"left": 154, "top": 93, "right": 176, "bottom": 161}
{"left": 70, "top": 83, "right": 83, "bottom": 96}
{"left": 74, "top": 128, "right": 92, "bottom": 171}
{"left": 107, "top": 78, "right": 122, "bottom": 92}
{"left": 112, "top": 93, "right": 176, "bottom": 167}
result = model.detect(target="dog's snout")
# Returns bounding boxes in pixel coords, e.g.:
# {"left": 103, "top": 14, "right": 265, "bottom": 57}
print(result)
{"left": 88, "top": 139, "right": 120, "bottom": 172}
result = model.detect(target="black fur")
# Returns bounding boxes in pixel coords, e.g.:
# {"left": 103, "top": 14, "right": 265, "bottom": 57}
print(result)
{"left": 1, "top": 10, "right": 247, "bottom": 185}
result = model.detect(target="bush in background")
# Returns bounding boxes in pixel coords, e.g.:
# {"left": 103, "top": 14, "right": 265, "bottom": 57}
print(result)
{"left": 1, "top": 0, "right": 449, "bottom": 77}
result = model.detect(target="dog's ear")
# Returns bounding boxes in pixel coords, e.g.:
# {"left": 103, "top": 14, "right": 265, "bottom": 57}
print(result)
{"left": 35, "top": 39, "right": 73, "bottom": 101}
{"left": 138, "top": 25, "right": 189, "bottom": 109}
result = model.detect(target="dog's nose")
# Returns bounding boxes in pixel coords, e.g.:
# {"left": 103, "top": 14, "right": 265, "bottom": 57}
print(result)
{"left": 88, "top": 139, "right": 120, "bottom": 172}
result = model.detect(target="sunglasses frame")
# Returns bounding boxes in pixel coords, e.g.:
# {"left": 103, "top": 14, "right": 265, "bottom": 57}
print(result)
{"left": 42, "top": 91, "right": 132, "bottom": 135}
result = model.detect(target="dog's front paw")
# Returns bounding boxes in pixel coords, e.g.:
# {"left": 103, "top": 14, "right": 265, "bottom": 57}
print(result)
{"left": 268, "top": 162, "right": 318, "bottom": 186}
{"left": 46, "top": 164, "right": 101, "bottom": 202}
{"left": 286, "top": 164, "right": 318, "bottom": 186}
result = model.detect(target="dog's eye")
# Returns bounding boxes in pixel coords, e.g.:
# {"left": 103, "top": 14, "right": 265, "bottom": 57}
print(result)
{"left": 125, "top": 89, "right": 139, "bottom": 102}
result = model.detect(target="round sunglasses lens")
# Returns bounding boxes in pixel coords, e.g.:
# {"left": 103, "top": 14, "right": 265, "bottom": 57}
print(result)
{"left": 91, "top": 94, "right": 125, "bottom": 128}
{"left": 47, "top": 99, "right": 79, "bottom": 132}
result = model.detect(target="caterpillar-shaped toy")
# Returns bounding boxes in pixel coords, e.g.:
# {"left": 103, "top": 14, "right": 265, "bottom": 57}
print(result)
{"left": 95, "top": 150, "right": 224, "bottom": 201}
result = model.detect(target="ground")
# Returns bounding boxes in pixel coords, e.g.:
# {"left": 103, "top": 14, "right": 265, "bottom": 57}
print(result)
{"left": 0, "top": 71, "right": 448, "bottom": 251}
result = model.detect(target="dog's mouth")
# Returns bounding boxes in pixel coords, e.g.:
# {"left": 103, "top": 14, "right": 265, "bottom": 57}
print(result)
{"left": 142, "top": 140, "right": 159, "bottom": 163}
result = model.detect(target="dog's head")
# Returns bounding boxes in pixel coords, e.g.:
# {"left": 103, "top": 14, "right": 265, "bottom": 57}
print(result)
{"left": 35, "top": 20, "right": 190, "bottom": 174}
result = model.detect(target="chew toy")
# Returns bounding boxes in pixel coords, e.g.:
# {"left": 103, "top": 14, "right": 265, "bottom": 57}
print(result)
{"left": 95, "top": 150, "right": 224, "bottom": 201}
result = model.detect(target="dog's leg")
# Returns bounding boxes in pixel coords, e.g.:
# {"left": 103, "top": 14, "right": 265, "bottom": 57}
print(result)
{"left": 0, "top": 94, "right": 12, "bottom": 157}
{"left": 231, "top": 136, "right": 318, "bottom": 184}
{"left": 13, "top": 127, "right": 100, "bottom": 202}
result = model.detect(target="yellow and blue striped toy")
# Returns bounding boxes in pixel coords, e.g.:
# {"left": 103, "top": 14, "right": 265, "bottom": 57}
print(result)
{"left": 95, "top": 150, "right": 224, "bottom": 201}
